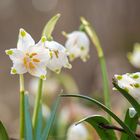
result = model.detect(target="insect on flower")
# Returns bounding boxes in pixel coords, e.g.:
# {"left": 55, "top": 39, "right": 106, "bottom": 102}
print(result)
{"left": 65, "top": 31, "right": 90, "bottom": 62}
{"left": 5, "top": 28, "right": 50, "bottom": 80}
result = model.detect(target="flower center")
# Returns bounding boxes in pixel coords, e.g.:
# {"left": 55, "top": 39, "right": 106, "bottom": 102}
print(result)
{"left": 23, "top": 52, "right": 40, "bottom": 69}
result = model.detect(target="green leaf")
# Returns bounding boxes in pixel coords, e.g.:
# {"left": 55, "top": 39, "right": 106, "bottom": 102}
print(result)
{"left": 42, "top": 13, "right": 61, "bottom": 39}
{"left": 34, "top": 106, "right": 43, "bottom": 140}
{"left": 78, "top": 115, "right": 117, "bottom": 140}
{"left": 113, "top": 81, "right": 140, "bottom": 116}
{"left": 60, "top": 94, "right": 137, "bottom": 140}
{"left": 24, "top": 93, "right": 33, "bottom": 140}
{"left": 41, "top": 96, "right": 61, "bottom": 140}
{"left": 0, "top": 121, "right": 9, "bottom": 140}
{"left": 121, "top": 108, "right": 138, "bottom": 140}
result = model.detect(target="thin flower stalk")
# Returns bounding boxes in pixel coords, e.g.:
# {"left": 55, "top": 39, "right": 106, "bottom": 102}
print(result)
{"left": 80, "top": 17, "right": 111, "bottom": 122}
{"left": 19, "top": 74, "right": 25, "bottom": 140}
{"left": 32, "top": 13, "right": 61, "bottom": 131}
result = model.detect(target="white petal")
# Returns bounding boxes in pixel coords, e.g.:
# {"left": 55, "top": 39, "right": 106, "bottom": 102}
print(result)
{"left": 67, "top": 124, "right": 88, "bottom": 140}
{"left": 45, "top": 41, "right": 66, "bottom": 52}
{"left": 17, "top": 28, "right": 35, "bottom": 52}
{"left": 28, "top": 66, "right": 47, "bottom": 80}
{"left": 6, "top": 49, "right": 24, "bottom": 63}
{"left": 35, "top": 36, "right": 47, "bottom": 48}
{"left": 114, "top": 73, "right": 140, "bottom": 100}
{"left": 11, "top": 62, "right": 27, "bottom": 74}
{"left": 45, "top": 41, "right": 71, "bottom": 72}
{"left": 65, "top": 31, "right": 90, "bottom": 61}
{"left": 30, "top": 46, "right": 50, "bottom": 64}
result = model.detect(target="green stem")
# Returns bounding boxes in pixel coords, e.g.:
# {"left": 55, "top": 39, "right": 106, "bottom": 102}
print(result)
{"left": 19, "top": 74, "right": 25, "bottom": 140}
{"left": 32, "top": 78, "right": 43, "bottom": 130}
{"left": 80, "top": 17, "right": 111, "bottom": 122}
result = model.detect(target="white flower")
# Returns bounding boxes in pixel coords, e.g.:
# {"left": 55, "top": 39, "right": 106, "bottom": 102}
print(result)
{"left": 67, "top": 124, "right": 89, "bottom": 140}
{"left": 127, "top": 43, "right": 140, "bottom": 68}
{"left": 44, "top": 40, "right": 72, "bottom": 73}
{"left": 129, "top": 107, "right": 137, "bottom": 118}
{"left": 65, "top": 31, "right": 90, "bottom": 62}
{"left": 5, "top": 28, "right": 50, "bottom": 80}
{"left": 42, "top": 104, "right": 50, "bottom": 119}
{"left": 114, "top": 72, "right": 140, "bottom": 99}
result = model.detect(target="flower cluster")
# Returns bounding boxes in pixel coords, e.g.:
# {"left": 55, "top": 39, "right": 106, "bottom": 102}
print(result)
{"left": 6, "top": 29, "right": 90, "bottom": 79}
{"left": 114, "top": 72, "right": 140, "bottom": 99}
{"left": 6, "top": 28, "right": 72, "bottom": 79}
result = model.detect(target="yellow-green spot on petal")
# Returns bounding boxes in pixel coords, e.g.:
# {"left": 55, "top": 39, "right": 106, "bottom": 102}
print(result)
{"left": 65, "top": 63, "right": 72, "bottom": 69}
{"left": 41, "top": 36, "right": 47, "bottom": 42}
{"left": 47, "top": 36, "right": 53, "bottom": 41}
{"left": 40, "top": 75, "right": 46, "bottom": 80}
{"left": 124, "top": 87, "right": 129, "bottom": 93}
{"left": 5, "top": 50, "right": 13, "bottom": 55}
{"left": 69, "top": 54, "right": 75, "bottom": 61}
{"left": 11, "top": 68, "right": 17, "bottom": 74}
{"left": 134, "top": 83, "right": 140, "bottom": 88}
{"left": 80, "top": 46, "right": 85, "bottom": 51}
{"left": 55, "top": 69, "right": 61, "bottom": 74}
{"left": 49, "top": 51, "right": 53, "bottom": 59}
{"left": 117, "top": 75, "right": 122, "bottom": 80}
{"left": 20, "top": 29, "right": 26, "bottom": 37}
{"left": 132, "top": 74, "right": 139, "bottom": 79}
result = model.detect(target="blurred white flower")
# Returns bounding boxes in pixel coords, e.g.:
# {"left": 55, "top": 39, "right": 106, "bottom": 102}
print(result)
{"left": 114, "top": 72, "right": 140, "bottom": 99}
{"left": 5, "top": 28, "right": 50, "bottom": 80}
{"left": 45, "top": 41, "right": 72, "bottom": 73}
{"left": 65, "top": 31, "right": 90, "bottom": 62}
{"left": 129, "top": 107, "right": 137, "bottom": 118}
{"left": 42, "top": 104, "right": 50, "bottom": 119}
{"left": 67, "top": 124, "right": 89, "bottom": 140}
{"left": 127, "top": 43, "right": 140, "bottom": 68}
{"left": 58, "top": 106, "right": 70, "bottom": 125}
{"left": 29, "top": 77, "right": 60, "bottom": 96}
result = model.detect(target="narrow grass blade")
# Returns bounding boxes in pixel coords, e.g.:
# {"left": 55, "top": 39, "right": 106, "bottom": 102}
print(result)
{"left": 0, "top": 121, "right": 9, "bottom": 140}
{"left": 60, "top": 94, "right": 137, "bottom": 139}
{"left": 24, "top": 93, "right": 33, "bottom": 140}
{"left": 113, "top": 81, "right": 140, "bottom": 116}
{"left": 41, "top": 96, "right": 61, "bottom": 140}
{"left": 121, "top": 108, "right": 138, "bottom": 140}
{"left": 77, "top": 115, "right": 117, "bottom": 140}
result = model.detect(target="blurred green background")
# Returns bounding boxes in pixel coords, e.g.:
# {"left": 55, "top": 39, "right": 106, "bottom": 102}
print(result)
{"left": 1, "top": 0, "right": 140, "bottom": 138}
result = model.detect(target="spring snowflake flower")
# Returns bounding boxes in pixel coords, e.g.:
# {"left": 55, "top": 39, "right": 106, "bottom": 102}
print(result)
{"left": 67, "top": 124, "right": 89, "bottom": 140}
{"left": 65, "top": 31, "right": 90, "bottom": 62}
{"left": 5, "top": 28, "right": 50, "bottom": 80}
{"left": 127, "top": 43, "right": 140, "bottom": 68}
{"left": 113, "top": 72, "right": 140, "bottom": 99}
{"left": 44, "top": 40, "right": 72, "bottom": 74}
{"left": 42, "top": 104, "right": 50, "bottom": 119}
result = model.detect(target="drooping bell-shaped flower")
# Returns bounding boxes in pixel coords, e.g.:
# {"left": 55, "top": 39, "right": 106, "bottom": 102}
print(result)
{"left": 5, "top": 28, "right": 50, "bottom": 80}
{"left": 67, "top": 124, "right": 89, "bottom": 140}
{"left": 65, "top": 31, "right": 90, "bottom": 62}
{"left": 113, "top": 72, "right": 140, "bottom": 99}
{"left": 127, "top": 43, "right": 140, "bottom": 68}
{"left": 44, "top": 40, "right": 72, "bottom": 74}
